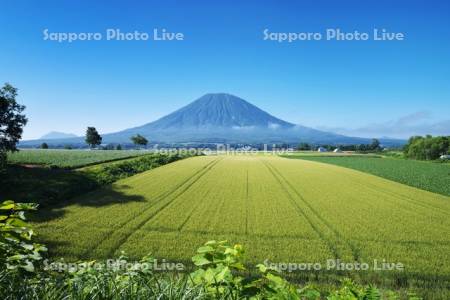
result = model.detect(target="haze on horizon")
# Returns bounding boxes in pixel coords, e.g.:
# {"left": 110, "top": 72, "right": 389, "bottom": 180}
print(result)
{"left": 1, "top": 0, "right": 449, "bottom": 140}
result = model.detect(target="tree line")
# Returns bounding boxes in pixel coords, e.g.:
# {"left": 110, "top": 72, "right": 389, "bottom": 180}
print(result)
{"left": 404, "top": 135, "right": 449, "bottom": 160}
{"left": 297, "top": 139, "right": 381, "bottom": 152}
{"left": 84, "top": 128, "right": 149, "bottom": 150}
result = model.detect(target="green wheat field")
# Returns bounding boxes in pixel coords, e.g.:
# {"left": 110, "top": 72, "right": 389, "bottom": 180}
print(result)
{"left": 34, "top": 154, "right": 450, "bottom": 290}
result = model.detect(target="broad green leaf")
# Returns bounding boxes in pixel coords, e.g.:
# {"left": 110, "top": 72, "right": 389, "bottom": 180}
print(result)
{"left": 192, "top": 254, "right": 211, "bottom": 266}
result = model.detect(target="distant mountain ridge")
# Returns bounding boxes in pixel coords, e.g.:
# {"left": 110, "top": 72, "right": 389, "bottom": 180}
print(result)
{"left": 21, "top": 93, "right": 405, "bottom": 146}
{"left": 40, "top": 131, "right": 78, "bottom": 140}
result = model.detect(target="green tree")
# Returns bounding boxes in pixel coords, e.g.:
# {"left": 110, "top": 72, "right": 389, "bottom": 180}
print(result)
{"left": 85, "top": 127, "right": 102, "bottom": 149}
{"left": 297, "top": 142, "right": 311, "bottom": 151}
{"left": 40, "top": 142, "right": 48, "bottom": 149}
{"left": 131, "top": 134, "right": 148, "bottom": 148}
{"left": 116, "top": 144, "right": 122, "bottom": 150}
{"left": 0, "top": 83, "right": 27, "bottom": 170}
{"left": 404, "top": 135, "right": 450, "bottom": 160}
{"left": 370, "top": 138, "right": 381, "bottom": 151}
{"left": 104, "top": 143, "right": 115, "bottom": 150}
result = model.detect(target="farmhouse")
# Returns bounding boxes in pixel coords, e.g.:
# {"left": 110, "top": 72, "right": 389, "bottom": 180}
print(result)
{"left": 317, "top": 147, "right": 328, "bottom": 152}
{"left": 333, "top": 148, "right": 342, "bottom": 153}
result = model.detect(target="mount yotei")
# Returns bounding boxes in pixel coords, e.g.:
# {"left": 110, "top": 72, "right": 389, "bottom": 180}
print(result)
{"left": 21, "top": 93, "right": 399, "bottom": 146}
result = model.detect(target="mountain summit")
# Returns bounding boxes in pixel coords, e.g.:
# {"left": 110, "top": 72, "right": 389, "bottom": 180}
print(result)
{"left": 133, "top": 93, "right": 294, "bottom": 130}
{"left": 21, "top": 93, "right": 396, "bottom": 145}
{"left": 116, "top": 93, "right": 345, "bottom": 143}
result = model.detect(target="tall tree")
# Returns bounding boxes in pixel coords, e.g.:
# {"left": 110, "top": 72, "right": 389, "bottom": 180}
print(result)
{"left": 297, "top": 142, "right": 311, "bottom": 151}
{"left": 85, "top": 127, "right": 102, "bottom": 149}
{"left": 0, "top": 83, "right": 27, "bottom": 170}
{"left": 131, "top": 134, "right": 148, "bottom": 149}
{"left": 370, "top": 138, "right": 380, "bottom": 151}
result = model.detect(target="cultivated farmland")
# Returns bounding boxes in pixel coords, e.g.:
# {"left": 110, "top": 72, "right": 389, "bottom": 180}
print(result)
{"left": 284, "top": 154, "right": 450, "bottom": 196}
{"left": 34, "top": 155, "right": 450, "bottom": 293}
{"left": 8, "top": 149, "right": 149, "bottom": 168}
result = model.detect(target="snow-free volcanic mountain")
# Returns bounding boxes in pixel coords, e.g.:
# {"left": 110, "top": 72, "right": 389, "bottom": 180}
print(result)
{"left": 134, "top": 93, "right": 294, "bottom": 129}
{"left": 110, "top": 93, "right": 346, "bottom": 143}
{"left": 21, "top": 93, "right": 399, "bottom": 146}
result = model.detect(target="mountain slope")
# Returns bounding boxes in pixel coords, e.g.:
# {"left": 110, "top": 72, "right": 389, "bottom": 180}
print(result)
{"left": 127, "top": 93, "right": 294, "bottom": 130}
{"left": 20, "top": 93, "right": 404, "bottom": 146}
{"left": 112, "top": 93, "right": 360, "bottom": 143}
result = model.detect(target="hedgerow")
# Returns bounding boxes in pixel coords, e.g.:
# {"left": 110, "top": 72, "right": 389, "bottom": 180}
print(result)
{"left": 0, "top": 153, "right": 195, "bottom": 207}
{"left": 86, "top": 153, "right": 191, "bottom": 185}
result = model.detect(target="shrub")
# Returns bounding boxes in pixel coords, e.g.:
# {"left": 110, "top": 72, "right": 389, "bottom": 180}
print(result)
{"left": 88, "top": 153, "right": 190, "bottom": 185}
{"left": 0, "top": 200, "right": 46, "bottom": 272}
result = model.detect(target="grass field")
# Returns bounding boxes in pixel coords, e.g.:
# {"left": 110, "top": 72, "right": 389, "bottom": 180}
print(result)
{"left": 283, "top": 153, "right": 450, "bottom": 196}
{"left": 8, "top": 149, "right": 149, "bottom": 168}
{"left": 34, "top": 155, "right": 450, "bottom": 295}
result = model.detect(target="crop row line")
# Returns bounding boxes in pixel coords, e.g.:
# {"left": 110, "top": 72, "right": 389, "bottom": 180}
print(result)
{"left": 350, "top": 177, "right": 450, "bottom": 217}
{"left": 260, "top": 159, "right": 342, "bottom": 259}
{"left": 245, "top": 169, "right": 249, "bottom": 235}
{"left": 81, "top": 157, "right": 221, "bottom": 257}
{"left": 101, "top": 157, "right": 224, "bottom": 257}
{"left": 265, "top": 160, "right": 363, "bottom": 261}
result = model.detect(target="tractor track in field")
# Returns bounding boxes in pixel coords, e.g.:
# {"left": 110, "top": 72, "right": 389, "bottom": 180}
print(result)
{"left": 82, "top": 157, "right": 222, "bottom": 257}
{"left": 300, "top": 158, "right": 450, "bottom": 215}
{"left": 56, "top": 158, "right": 216, "bottom": 232}
{"left": 263, "top": 159, "right": 363, "bottom": 261}
{"left": 357, "top": 181, "right": 450, "bottom": 219}
{"left": 351, "top": 178, "right": 450, "bottom": 217}
{"left": 245, "top": 169, "right": 249, "bottom": 235}
{"left": 260, "top": 159, "right": 341, "bottom": 259}
{"left": 176, "top": 171, "right": 221, "bottom": 232}
{"left": 179, "top": 162, "right": 249, "bottom": 234}
{"left": 176, "top": 192, "right": 211, "bottom": 231}
{"left": 100, "top": 157, "right": 223, "bottom": 257}
{"left": 264, "top": 160, "right": 362, "bottom": 261}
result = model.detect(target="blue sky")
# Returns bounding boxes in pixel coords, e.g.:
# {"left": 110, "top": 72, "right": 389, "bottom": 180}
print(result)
{"left": 1, "top": 0, "right": 449, "bottom": 139}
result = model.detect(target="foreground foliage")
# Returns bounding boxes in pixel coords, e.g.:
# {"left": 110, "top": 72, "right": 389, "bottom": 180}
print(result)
{"left": 284, "top": 154, "right": 450, "bottom": 196}
{"left": 0, "top": 203, "right": 420, "bottom": 299}
{"left": 0, "top": 201, "right": 46, "bottom": 272}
